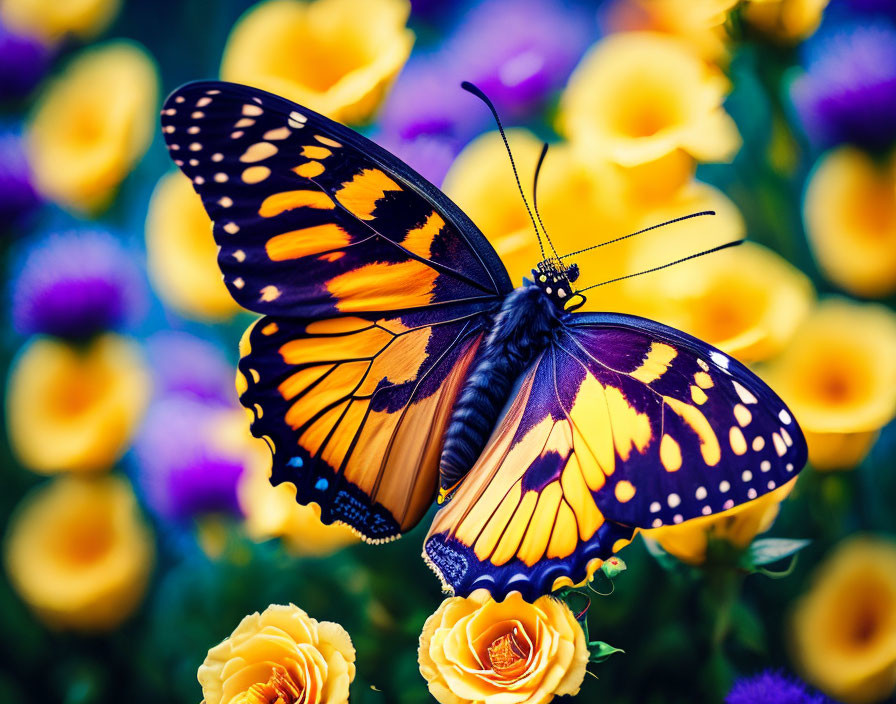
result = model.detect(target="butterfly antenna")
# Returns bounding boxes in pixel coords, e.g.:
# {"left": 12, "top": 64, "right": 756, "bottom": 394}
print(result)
{"left": 461, "top": 81, "right": 549, "bottom": 260}
{"left": 533, "top": 142, "right": 560, "bottom": 260}
{"left": 575, "top": 240, "right": 744, "bottom": 293}
{"left": 560, "top": 211, "right": 716, "bottom": 260}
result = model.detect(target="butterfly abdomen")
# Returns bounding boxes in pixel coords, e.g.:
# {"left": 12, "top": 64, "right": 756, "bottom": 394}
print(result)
{"left": 439, "top": 284, "right": 559, "bottom": 497}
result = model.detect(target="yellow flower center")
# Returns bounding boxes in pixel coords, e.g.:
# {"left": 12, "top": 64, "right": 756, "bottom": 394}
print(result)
{"left": 486, "top": 627, "right": 531, "bottom": 680}
{"left": 610, "top": 80, "right": 685, "bottom": 138}
{"left": 243, "top": 667, "right": 302, "bottom": 704}
{"left": 831, "top": 580, "right": 892, "bottom": 653}
{"left": 50, "top": 510, "right": 114, "bottom": 566}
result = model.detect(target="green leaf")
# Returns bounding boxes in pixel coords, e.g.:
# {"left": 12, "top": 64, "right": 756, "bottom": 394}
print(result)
{"left": 641, "top": 537, "right": 680, "bottom": 571}
{"left": 588, "top": 641, "right": 624, "bottom": 664}
{"left": 744, "top": 538, "right": 810, "bottom": 567}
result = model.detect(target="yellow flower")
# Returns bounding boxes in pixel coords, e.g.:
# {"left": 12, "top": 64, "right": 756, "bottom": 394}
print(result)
{"left": 418, "top": 590, "right": 589, "bottom": 704}
{"left": 199, "top": 603, "right": 356, "bottom": 704}
{"left": 792, "top": 536, "right": 896, "bottom": 703}
{"left": 743, "top": 0, "right": 830, "bottom": 43}
{"left": 238, "top": 437, "right": 358, "bottom": 555}
{"left": 604, "top": 0, "right": 739, "bottom": 63}
{"left": 762, "top": 299, "right": 896, "bottom": 470}
{"left": 145, "top": 171, "right": 240, "bottom": 320}
{"left": 6, "top": 334, "right": 150, "bottom": 474}
{"left": 3, "top": 475, "right": 154, "bottom": 631}
{"left": 220, "top": 0, "right": 413, "bottom": 124}
{"left": 0, "top": 0, "right": 121, "bottom": 42}
{"left": 443, "top": 128, "right": 631, "bottom": 288}
{"left": 27, "top": 41, "right": 158, "bottom": 214}
{"left": 559, "top": 32, "right": 741, "bottom": 168}
{"left": 803, "top": 147, "right": 896, "bottom": 298}
{"left": 643, "top": 479, "right": 796, "bottom": 564}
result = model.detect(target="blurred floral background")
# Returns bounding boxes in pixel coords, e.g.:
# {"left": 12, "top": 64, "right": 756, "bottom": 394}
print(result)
{"left": 1, "top": 0, "right": 896, "bottom": 702}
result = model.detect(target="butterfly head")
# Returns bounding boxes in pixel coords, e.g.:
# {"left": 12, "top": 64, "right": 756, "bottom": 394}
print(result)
{"left": 531, "top": 260, "right": 585, "bottom": 310}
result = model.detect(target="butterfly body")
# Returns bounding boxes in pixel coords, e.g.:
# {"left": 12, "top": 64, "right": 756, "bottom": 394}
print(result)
{"left": 160, "top": 81, "right": 808, "bottom": 601}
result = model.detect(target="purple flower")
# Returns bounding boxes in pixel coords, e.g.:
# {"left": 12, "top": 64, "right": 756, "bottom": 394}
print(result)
{"left": 132, "top": 396, "right": 246, "bottom": 523}
{"left": 0, "top": 129, "right": 41, "bottom": 228}
{"left": 145, "top": 331, "right": 236, "bottom": 405}
{"left": 11, "top": 229, "right": 147, "bottom": 339}
{"left": 726, "top": 671, "right": 833, "bottom": 704}
{"left": 374, "top": 131, "right": 460, "bottom": 186}
{"left": 0, "top": 22, "right": 50, "bottom": 99}
{"left": 791, "top": 19, "right": 896, "bottom": 149}
{"left": 445, "top": 0, "right": 595, "bottom": 119}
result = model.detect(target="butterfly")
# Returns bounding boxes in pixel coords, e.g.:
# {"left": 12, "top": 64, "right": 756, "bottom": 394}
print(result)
{"left": 160, "top": 80, "right": 807, "bottom": 601}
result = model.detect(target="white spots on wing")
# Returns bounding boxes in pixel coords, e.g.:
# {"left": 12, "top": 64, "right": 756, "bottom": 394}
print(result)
{"left": 231, "top": 131, "right": 244, "bottom": 139}
{"left": 652, "top": 518, "right": 663, "bottom": 528}
{"left": 194, "top": 176, "right": 204, "bottom": 185}
{"left": 189, "top": 159, "right": 198, "bottom": 166}
{"left": 695, "top": 486, "right": 707, "bottom": 501}
{"left": 212, "top": 153, "right": 224, "bottom": 162}
{"left": 761, "top": 460, "right": 771, "bottom": 472}
{"left": 163, "top": 125, "right": 175, "bottom": 134}
{"left": 729, "top": 426, "right": 747, "bottom": 455}
{"left": 206, "top": 89, "right": 220, "bottom": 95}
{"left": 773, "top": 432, "right": 787, "bottom": 457}
{"left": 223, "top": 222, "right": 239, "bottom": 234}
{"left": 719, "top": 480, "right": 730, "bottom": 493}
{"left": 710, "top": 350, "right": 729, "bottom": 370}
{"left": 667, "top": 493, "right": 681, "bottom": 508}
{"left": 733, "top": 380, "right": 758, "bottom": 404}
{"left": 702, "top": 506, "right": 712, "bottom": 515}
{"left": 673, "top": 514, "right": 683, "bottom": 524}
{"left": 781, "top": 427, "right": 794, "bottom": 447}
{"left": 235, "top": 117, "right": 255, "bottom": 128}
{"left": 173, "top": 159, "right": 183, "bottom": 166}
{"left": 189, "top": 142, "right": 202, "bottom": 151}
{"left": 288, "top": 110, "right": 307, "bottom": 128}
{"left": 169, "top": 144, "right": 180, "bottom": 151}
{"left": 747, "top": 488, "right": 757, "bottom": 499}
{"left": 752, "top": 436, "right": 766, "bottom": 452}
{"left": 196, "top": 96, "right": 212, "bottom": 107}
{"left": 253, "top": 97, "right": 262, "bottom": 104}
{"left": 240, "top": 142, "right": 278, "bottom": 163}
{"left": 188, "top": 126, "right": 200, "bottom": 134}
{"left": 233, "top": 249, "right": 246, "bottom": 262}
{"left": 242, "top": 103, "right": 263, "bottom": 116}
{"left": 264, "top": 126, "right": 292, "bottom": 140}
{"left": 218, "top": 196, "right": 233, "bottom": 207}
{"left": 742, "top": 470, "right": 752, "bottom": 482}
{"left": 786, "top": 463, "right": 794, "bottom": 473}
{"left": 259, "top": 285, "right": 281, "bottom": 302}
{"left": 723, "top": 499, "right": 734, "bottom": 510}
{"left": 214, "top": 173, "right": 228, "bottom": 183}
{"left": 191, "top": 111, "right": 204, "bottom": 119}
{"left": 767, "top": 480, "right": 776, "bottom": 490}
{"left": 734, "top": 404, "right": 752, "bottom": 427}
{"left": 174, "top": 95, "right": 185, "bottom": 103}
{"left": 697, "top": 358, "right": 710, "bottom": 372}
{"left": 779, "top": 409, "right": 793, "bottom": 425}
{"left": 232, "top": 277, "right": 245, "bottom": 289}
{"left": 649, "top": 501, "right": 661, "bottom": 513}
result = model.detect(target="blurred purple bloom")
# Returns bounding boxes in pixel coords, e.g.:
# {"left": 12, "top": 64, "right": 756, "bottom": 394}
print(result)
{"left": 145, "top": 330, "right": 236, "bottom": 405}
{"left": 726, "top": 671, "right": 833, "bottom": 704}
{"left": 791, "top": 19, "right": 896, "bottom": 149}
{"left": 446, "top": 0, "right": 595, "bottom": 119}
{"left": 0, "top": 129, "right": 41, "bottom": 228}
{"left": 132, "top": 396, "right": 244, "bottom": 522}
{"left": 374, "top": 132, "right": 460, "bottom": 186}
{"left": 11, "top": 229, "right": 147, "bottom": 339}
{"left": 0, "top": 22, "right": 50, "bottom": 99}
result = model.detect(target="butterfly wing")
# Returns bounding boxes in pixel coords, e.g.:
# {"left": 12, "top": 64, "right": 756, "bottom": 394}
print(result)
{"left": 424, "top": 312, "right": 806, "bottom": 599}
{"left": 160, "top": 81, "right": 512, "bottom": 540}
{"left": 160, "top": 81, "right": 511, "bottom": 317}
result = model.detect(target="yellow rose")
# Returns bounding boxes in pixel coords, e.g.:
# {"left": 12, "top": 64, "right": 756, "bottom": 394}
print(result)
{"left": 643, "top": 479, "right": 796, "bottom": 564}
{"left": 3, "top": 475, "right": 154, "bottom": 631}
{"left": 221, "top": 0, "right": 413, "bottom": 124}
{"left": 199, "top": 603, "right": 356, "bottom": 704}
{"left": 560, "top": 32, "right": 741, "bottom": 168}
{"left": 792, "top": 536, "right": 896, "bottom": 703}
{"left": 237, "top": 435, "right": 358, "bottom": 555}
{"left": 6, "top": 334, "right": 150, "bottom": 473}
{"left": 0, "top": 0, "right": 121, "bottom": 42}
{"left": 145, "top": 171, "right": 240, "bottom": 321}
{"left": 743, "top": 0, "right": 830, "bottom": 43}
{"left": 27, "top": 40, "right": 158, "bottom": 214}
{"left": 418, "top": 591, "right": 589, "bottom": 704}
{"left": 762, "top": 298, "right": 896, "bottom": 470}
{"left": 803, "top": 147, "right": 896, "bottom": 298}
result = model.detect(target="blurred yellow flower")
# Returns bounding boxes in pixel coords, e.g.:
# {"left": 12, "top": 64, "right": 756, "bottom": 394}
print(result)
{"left": 0, "top": 0, "right": 121, "bottom": 42}
{"left": 560, "top": 32, "right": 741, "bottom": 168}
{"left": 763, "top": 299, "right": 896, "bottom": 470}
{"left": 804, "top": 147, "right": 896, "bottom": 298}
{"left": 221, "top": 0, "right": 413, "bottom": 124}
{"left": 443, "top": 128, "right": 630, "bottom": 287}
{"left": 743, "top": 0, "right": 830, "bottom": 43}
{"left": 238, "top": 437, "right": 358, "bottom": 555}
{"left": 792, "top": 536, "right": 896, "bottom": 704}
{"left": 27, "top": 41, "right": 158, "bottom": 214}
{"left": 603, "top": 0, "right": 738, "bottom": 63}
{"left": 6, "top": 334, "right": 150, "bottom": 474}
{"left": 643, "top": 479, "right": 796, "bottom": 564}
{"left": 145, "top": 171, "right": 240, "bottom": 320}
{"left": 199, "top": 603, "right": 356, "bottom": 704}
{"left": 3, "top": 475, "right": 154, "bottom": 631}
{"left": 419, "top": 590, "right": 588, "bottom": 704}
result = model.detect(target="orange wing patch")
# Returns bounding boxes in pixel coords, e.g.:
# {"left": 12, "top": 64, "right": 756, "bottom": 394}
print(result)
{"left": 334, "top": 169, "right": 402, "bottom": 220}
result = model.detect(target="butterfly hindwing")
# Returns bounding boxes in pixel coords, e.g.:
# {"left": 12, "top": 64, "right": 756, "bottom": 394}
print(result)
{"left": 424, "top": 312, "right": 806, "bottom": 599}
{"left": 160, "top": 81, "right": 511, "bottom": 319}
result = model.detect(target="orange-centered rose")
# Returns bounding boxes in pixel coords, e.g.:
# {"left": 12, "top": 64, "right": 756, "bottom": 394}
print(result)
{"left": 418, "top": 590, "right": 589, "bottom": 704}
{"left": 198, "top": 603, "right": 356, "bottom": 704}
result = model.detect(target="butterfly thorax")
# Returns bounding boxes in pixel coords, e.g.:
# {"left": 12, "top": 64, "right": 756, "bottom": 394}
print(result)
{"left": 438, "top": 282, "right": 561, "bottom": 501}
{"left": 531, "top": 259, "right": 580, "bottom": 309}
